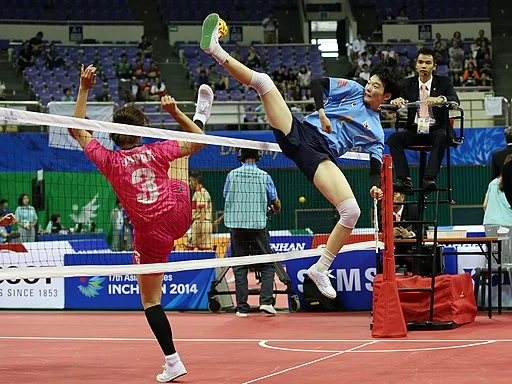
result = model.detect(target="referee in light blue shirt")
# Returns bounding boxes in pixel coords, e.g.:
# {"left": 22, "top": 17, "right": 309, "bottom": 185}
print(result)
{"left": 219, "top": 148, "right": 281, "bottom": 317}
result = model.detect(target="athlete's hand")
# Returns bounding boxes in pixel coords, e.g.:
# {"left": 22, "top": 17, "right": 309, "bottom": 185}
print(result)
{"left": 80, "top": 64, "right": 96, "bottom": 91}
{"left": 390, "top": 97, "right": 408, "bottom": 108}
{"left": 318, "top": 109, "right": 332, "bottom": 134}
{"left": 161, "top": 95, "right": 179, "bottom": 116}
{"left": 370, "top": 186, "right": 383, "bottom": 200}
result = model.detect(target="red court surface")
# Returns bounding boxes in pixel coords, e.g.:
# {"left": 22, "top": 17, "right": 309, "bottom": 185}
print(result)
{"left": 1, "top": 311, "right": 511, "bottom": 384}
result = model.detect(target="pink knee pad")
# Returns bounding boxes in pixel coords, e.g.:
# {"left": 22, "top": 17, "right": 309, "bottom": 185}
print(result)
{"left": 336, "top": 198, "right": 361, "bottom": 229}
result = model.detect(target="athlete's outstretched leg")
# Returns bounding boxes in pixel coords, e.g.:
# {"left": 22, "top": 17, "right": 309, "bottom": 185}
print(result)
{"left": 200, "top": 13, "right": 293, "bottom": 135}
{"left": 306, "top": 161, "right": 361, "bottom": 299}
{"left": 138, "top": 274, "right": 187, "bottom": 382}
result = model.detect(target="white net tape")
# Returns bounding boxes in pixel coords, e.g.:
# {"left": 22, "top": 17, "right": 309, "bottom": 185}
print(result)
{"left": 0, "top": 241, "right": 383, "bottom": 279}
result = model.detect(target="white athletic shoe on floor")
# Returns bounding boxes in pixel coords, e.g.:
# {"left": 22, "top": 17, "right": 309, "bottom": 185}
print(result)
{"left": 156, "top": 362, "right": 187, "bottom": 383}
{"left": 259, "top": 304, "right": 277, "bottom": 315}
{"left": 200, "top": 13, "right": 221, "bottom": 53}
{"left": 193, "top": 84, "right": 214, "bottom": 124}
{"left": 235, "top": 311, "right": 248, "bottom": 318}
{"left": 307, "top": 264, "right": 337, "bottom": 299}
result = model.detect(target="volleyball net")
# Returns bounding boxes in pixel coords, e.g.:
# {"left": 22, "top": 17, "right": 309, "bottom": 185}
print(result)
{"left": 0, "top": 106, "right": 379, "bottom": 281}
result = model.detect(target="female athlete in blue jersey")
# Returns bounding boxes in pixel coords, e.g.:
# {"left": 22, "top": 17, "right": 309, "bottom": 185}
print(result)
{"left": 200, "top": 13, "right": 402, "bottom": 299}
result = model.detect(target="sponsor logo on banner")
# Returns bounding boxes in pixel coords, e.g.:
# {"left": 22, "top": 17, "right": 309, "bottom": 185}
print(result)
{"left": 78, "top": 276, "right": 105, "bottom": 298}
{"left": 0, "top": 241, "right": 70, "bottom": 308}
{"left": 65, "top": 252, "right": 216, "bottom": 310}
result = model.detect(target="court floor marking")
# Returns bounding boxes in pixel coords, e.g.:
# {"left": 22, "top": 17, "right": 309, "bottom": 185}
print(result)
{"left": 241, "top": 341, "right": 378, "bottom": 384}
{"left": 259, "top": 339, "right": 497, "bottom": 353}
{"left": 0, "top": 336, "right": 512, "bottom": 343}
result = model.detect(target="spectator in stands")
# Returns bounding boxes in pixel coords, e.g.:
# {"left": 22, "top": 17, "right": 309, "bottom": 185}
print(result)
{"left": 45, "top": 42, "right": 64, "bottom": 70}
{"left": 480, "top": 72, "right": 493, "bottom": 87}
{"left": 297, "top": 65, "right": 311, "bottom": 90}
{"left": 17, "top": 42, "right": 34, "bottom": 72}
{"left": 463, "top": 62, "right": 480, "bottom": 86}
{"left": 491, "top": 127, "right": 512, "bottom": 180}
{"left": 449, "top": 49, "right": 464, "bottom": 77}
{"left": 384, "top": 7, "right": 394, "bottom": 21}
{"left": 433, "top": 41, "right": 447, "bottom": 65}
{"left": 45, "top": 214, "right": 66, "bottom": 234}
{"left": 14, "top": 193, "right": 37, "bottom": 242}
{"left": 286, "top": 68, "right": 298, "bottom": 90}
{"left": 147, "top": 60, "right": 160, "bottom": 79}
{"left": 381, "top": 44, "right": 396, "bottom": 65}
{"left": 230, "top": 44, "right": 243, "bottom": 62}
{"left": 464, "top": 51, "right": 477, "bottom": 69}
{"left": 127, "top": 76, "right": 142, "bottom": 102}
{"left": 150, "top": 76, "right": 167, "bottom": 99}
{"left": 351, "top": 33, "right": 366, "bottom": 57}
{"left": 61, "top": 88, "right": 75, "bottom": 102}
{"left": 475, "top": 41, "right": 491, "bottom": 64}
{"left": 303, "top": 87, "right": 315, "bottom": 112}
{"left": 139, "top": 76, "right": 153, "bottom": 100}
{"left": 132, "top": 59, "right": 145, "bottom": 78}
{"left": 450, "top": 31, "right": 463, "bottom": 47}
{"left": 433, "top": 33, "right": 447, "bottom": 51}
{"left": 186, "top": 171, "right": 212, "bottom": 251}
{"left": 448, "top": 40, "right": 464, "bottom": 67}
{"left": 207, "top": 64, "right": 228, "bottom": 91}
{"left": 215, "top": 148, "right": 281, "bottom": 317}
{"left": 0, "top": 199, "right": 13, "bottom": 235}
{"left": 478, "top": 51, "right": 492, "bottom": 70}
{"left": 358, "top": 51, "right": 371, "bottom": 70}
{"left": 198, "top": 69, "right": 209, "bottom": 87}
{"left": 29, "top": 31, "right": 45, "bottom": 56}
{"left": 111, "top": 200, "right": 124, "bottom": 251}
{"left": 246, "top": 44, "right": 261, "bottom": 69}
{"left": 452, "top": 72, "right": 463, "bottom": 86}
{"left": 272, "top": 65, "right": 287, "bottom": 94}
{"left": 262, "top": 11, "right": 279, "bottom": 44}
{"left": 475, "top": 29, "right": 490, "bottom": 48}
{"left": 138, "top": 34, "right": 153, "bottom": 58}
{"left": 388, "top": 48, "right": 460, "bottom": 193}
{"left": 405, "top": 65, "right": 415, "bottom": 78}
{"left": 117, "top": 53, "right": 132, "bottom": 80}
{"left": 359, "top": 63, "right": 371, "bottom": 82}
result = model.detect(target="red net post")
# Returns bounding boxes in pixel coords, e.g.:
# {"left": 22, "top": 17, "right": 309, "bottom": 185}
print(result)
{"left": 371, "top": 155, "right": 407, "bottom": 338}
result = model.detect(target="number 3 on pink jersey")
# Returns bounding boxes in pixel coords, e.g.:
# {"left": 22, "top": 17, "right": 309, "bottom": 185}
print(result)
{"left": 131, "top": 168, "right": 159, "bottom": 204}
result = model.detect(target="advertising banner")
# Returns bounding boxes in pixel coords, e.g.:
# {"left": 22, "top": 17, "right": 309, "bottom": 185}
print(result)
{"left": 64, "top": 251, "right": 216, "bottom": 310}
{"left": 0, "top": 241, "right": 72, "bottom": 308}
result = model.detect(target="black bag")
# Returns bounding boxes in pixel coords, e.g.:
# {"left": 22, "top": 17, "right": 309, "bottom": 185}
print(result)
{"left": 303, "top": 275, "right": 344, "bottom": 312}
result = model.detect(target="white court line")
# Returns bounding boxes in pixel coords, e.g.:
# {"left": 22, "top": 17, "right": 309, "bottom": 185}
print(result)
{"left": 241, "top": 341, "right": 378, "bottom": 384}
{"left": 259, "top": 340, "right": 497, "bottom": 353}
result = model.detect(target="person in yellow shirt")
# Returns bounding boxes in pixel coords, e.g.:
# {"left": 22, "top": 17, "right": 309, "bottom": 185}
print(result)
{"left": 186, "top": 171, "right": 213, "bottom": 250}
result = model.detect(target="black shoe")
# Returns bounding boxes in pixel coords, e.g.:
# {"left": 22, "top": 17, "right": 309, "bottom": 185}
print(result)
{"left": 421, "top": 178, "right": 437, "bottom": 193}
{"left": 393, "top": 178, "right": 413, "bottom": 195}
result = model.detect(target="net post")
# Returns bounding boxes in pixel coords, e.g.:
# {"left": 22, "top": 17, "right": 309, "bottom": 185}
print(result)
{"left": 371, "top": 155, "right": 407, "bottom": 338}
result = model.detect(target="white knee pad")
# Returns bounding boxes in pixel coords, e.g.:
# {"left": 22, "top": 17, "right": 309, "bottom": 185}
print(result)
{"left": 249, "top": 71, "right": 275, "bottom": 96}
{"left": 336, "top": 198, "right": 361, "bottom": 229}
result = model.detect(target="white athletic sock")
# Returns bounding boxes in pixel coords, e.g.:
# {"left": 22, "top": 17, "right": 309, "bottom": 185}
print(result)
{"left": 210, "top": 43, "right": 229, "bottom": 65}
{"left": 165, "top": 352, "right": 180, "bottom": 365}
{"left": 315, "top": 248, "right": 336, "bottom": 273}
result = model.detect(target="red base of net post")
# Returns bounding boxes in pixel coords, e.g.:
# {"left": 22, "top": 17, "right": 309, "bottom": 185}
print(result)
{"left": 371, "top": 155, "right": 407, "bottom": 338}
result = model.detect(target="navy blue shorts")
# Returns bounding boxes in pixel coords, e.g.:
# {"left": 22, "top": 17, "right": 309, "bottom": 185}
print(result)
{"left": 272, "top": 116, "right": 336, "bottom": 183}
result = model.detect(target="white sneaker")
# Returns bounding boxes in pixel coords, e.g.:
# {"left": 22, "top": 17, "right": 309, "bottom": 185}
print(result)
{"left": 259, "top": 304, "right": 277, "bottom": 315}
{"left": 235, "top": 311, "right": 248, "bottom": 318}
{"left": 193, "top": 84, "right": 214, "bottom": 124}
{"left": 307, "top": 265, "right": 337, "bottom": 299}
{"left": 156, "top": 362, "right": 187, "bottom": 383}
{"left": 200, "top": 13, "right": 221, "bottom": 53}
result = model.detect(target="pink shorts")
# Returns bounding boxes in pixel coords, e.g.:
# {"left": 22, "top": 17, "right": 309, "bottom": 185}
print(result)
{"left": 132, "top": 180, "right": 191, "bottom": 264}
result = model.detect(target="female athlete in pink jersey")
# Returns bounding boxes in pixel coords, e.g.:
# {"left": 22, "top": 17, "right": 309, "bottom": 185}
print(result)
{"left": 71, "top": 64, "right": 214, "bottom": 382}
